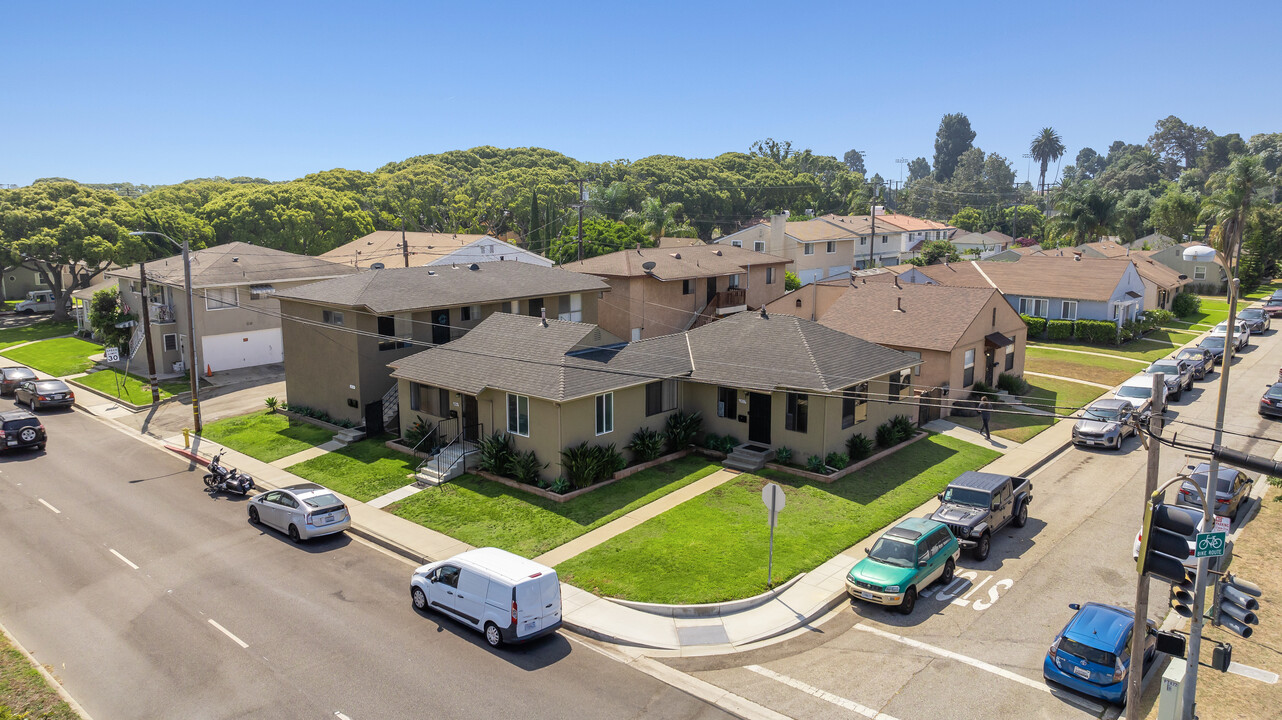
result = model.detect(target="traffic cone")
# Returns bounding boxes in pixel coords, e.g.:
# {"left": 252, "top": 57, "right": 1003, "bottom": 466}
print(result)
{"left": 206, "top": 364, "right": 213, "bottom": 377}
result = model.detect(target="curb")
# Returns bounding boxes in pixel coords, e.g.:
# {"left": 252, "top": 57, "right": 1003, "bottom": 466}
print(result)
{"left": 610, "top": 574, "right": 805, "bottom": 618}
{"left": 0, "top": 618, "right": 95, "bottom": 720}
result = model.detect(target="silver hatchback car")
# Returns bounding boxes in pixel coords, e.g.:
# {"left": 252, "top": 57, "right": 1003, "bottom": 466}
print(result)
{"left": 247, "top": 483, "right": 351, "bottom": 542}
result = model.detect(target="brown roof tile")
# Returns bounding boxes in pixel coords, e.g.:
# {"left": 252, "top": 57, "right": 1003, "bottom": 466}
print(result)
{"left": 108, "top": 242, "right": 357, "bottom": 288}
{"left": 561, "top": 245, "right": 787, "bottom": 281}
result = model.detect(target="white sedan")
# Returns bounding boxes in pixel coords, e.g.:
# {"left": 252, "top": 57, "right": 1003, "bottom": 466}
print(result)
{"left": 247, "top": 482, "right": 351, "bottom": 542}
{"left": 1209, "top": 321, "right": 1249, "bottom": 351}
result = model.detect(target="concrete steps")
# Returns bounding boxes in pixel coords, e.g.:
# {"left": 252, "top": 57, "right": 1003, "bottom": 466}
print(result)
{"left": 334, "top": 427, "right": 367, "bottom": 446}
{"left": 722, "top": 443, "right": 773, "bottom": 472}
{"left": 413, "top": 444, "right": 473, "bottom": 486}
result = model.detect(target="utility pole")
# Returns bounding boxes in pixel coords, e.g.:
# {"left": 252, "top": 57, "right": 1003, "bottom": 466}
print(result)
{"left": 139, "top": 261, "right": 160, "bottom": 405}
{"left": 401, "top": 215, "right": 410, "bottom": 267}
{"left": 867, "top": 186, "right": 881, "bottom": 270}
{"left": 570, "top": 178, "right": 587, "bottom": 262}
{"left": 1127, "top": 372, "right": 1164, "bottom": 710}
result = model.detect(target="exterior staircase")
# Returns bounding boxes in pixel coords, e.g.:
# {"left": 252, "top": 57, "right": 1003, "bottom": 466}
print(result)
{"left": 722, "top": 443, "right": 774, "bottom": 472}
{"left": 127, "top": 326, "right": 146, "bottom": 360}
{"left": 414, "top": 442, "right": 475, "bottom": 486}
{"left": 380, "top": 383, "right": 399, "bottom": 432}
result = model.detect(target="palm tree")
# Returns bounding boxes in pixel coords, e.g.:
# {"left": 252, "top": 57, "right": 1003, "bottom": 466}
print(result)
{"left": 1200, "top": 155, "right": 1267, "bottom": 274}
{"left": 1029, "top": 128, "right": 1066, "bottom": 195}
{"left": 625, "top": 196, "right": 686, "bottom": 244}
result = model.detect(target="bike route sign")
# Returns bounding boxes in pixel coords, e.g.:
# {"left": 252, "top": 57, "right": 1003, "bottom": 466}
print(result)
{"left": 1195, "top": 531, "right": 1226, "bottom": 558}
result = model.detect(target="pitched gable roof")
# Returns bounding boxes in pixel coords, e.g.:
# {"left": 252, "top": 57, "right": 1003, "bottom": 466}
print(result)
{"left": 561, "top": 244, "right": 787, "bottom": 281}
{"left": 108, "top": 242, "right": 357, "bottom": 288}
{"left": 900, "top": 257, "right": 1136, "bottom": 302}
{"left": 784, "top": 218, "right": 864, "bottom": 242}
{"left": 1119, "top": 256, "right": 1189, "bottom": 289}
{"left": 813, "top": 214, "right": 909, "bottom": 235}
{"left": 799, "top": 281, "right": 1010, "bottom": 352}
{"left": 320, "top": 231, "right": 490, "bottom": 268}
{"left": 1079, "top": 239, "right": 1132, "bottom": 258}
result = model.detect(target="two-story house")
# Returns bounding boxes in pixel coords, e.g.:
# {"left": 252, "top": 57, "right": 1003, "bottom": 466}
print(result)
{"left": 107, "top": 242, "right": 357, "bottom": 374}
{"left": 275, "top": 262, "right": 609, "bottom": 430}
{"left": 560, "top": 245, "right": 789, "bottom": 340}
{"left": 321, "top": 231, "right": 552, "bottom": 270}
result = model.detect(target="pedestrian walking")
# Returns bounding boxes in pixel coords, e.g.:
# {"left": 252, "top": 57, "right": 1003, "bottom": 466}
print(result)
{"left": 978, "top": 396, "right": 992, "bottom": 441}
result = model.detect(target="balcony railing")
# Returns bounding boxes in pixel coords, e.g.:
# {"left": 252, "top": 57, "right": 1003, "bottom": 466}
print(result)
{"left": 150, "top": 303, "right": 177, "bottom": 324}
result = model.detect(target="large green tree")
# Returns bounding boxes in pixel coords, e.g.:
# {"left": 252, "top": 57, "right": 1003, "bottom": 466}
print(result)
{"left": 199, "top": 182, "right": 374, "bottom": 254}
{"left": 1149, "top": 184, "right": 1201, "bottom": 240}
{"left": 1051, "top": 180, "right": 1120, "bottom": 244}
{"left": 1200, "top": 155, "right": 1267, "bottom": 273}
{"left": 949, "top": 207, "right": 983, "bottom": 232}
{"left": 842, "top": 149, "right": 866, "bottom": 174}
{"left": 1147, "top": 115, "right": 1212, "bottom": 177}
{"left": 548, "top": 217, "right": 648, "bottom": 264}
{"left": 933, "top": 113, "right": 976, "bottom": 182}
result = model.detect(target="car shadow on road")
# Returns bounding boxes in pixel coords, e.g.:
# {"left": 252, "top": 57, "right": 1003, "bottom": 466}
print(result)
{"left": 246, "top": 519, "right": 355, "bottom": 554}
{"left": 409, "top": 604, "right": 573, "bottom": 668}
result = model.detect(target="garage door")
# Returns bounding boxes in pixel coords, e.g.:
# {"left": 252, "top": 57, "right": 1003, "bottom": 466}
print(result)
{"left": 201, "top": 328, "right": 282, "bottom": 371}
{"left": 798, "top": 269, "right": 823, "bottom": 286}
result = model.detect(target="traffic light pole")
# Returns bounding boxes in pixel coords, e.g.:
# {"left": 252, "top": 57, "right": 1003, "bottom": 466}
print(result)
{"left": 1127, "top": 372, "right": 1164, "bottom": 711}
{"left": 1182, "top": 278, "right": 1239, "bottom": 719}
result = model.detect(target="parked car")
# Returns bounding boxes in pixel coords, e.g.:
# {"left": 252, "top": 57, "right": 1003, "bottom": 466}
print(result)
{"left": 1174, "top": 347, "right": 1215, "bottom": 380}
{"left": 1261, "top": 383, "right": 1282, "bottom": 418}
{"left": 14, "top": 379, "right": 74, "bottom": 410}
{"left": 247, "top": 482, "right": 351, "bottom": 542}
{"left": 1043, "top": 602, "right": 1156, "bottom": 706}
{"left": 1073, "top": 399, "right": 1138, "bottom": 450}
{"left": 1209, "top": 320, "right": 1249, "bottom": 350}
{"left": 411, "top": 547, "right": 562, "bottom": 647}
{"left": 14, "top": 290, "right": 56, "bottom": 315}
{"left": 1175, "top": 462, "right": 1254, "bottom": 521}
{"left": 1197, "top": 336, "right": 1227, "bottom": 364}
{"left": 929, "top": 471, "right": 1032, "bottom": 560}
{"left": 1238, "top": 307, "right": 1271, "bottom": 334}
{"left": 1112, "top": 376, "right": 1158, "bottom": 418}
{"left": 0, "top": 367, "right": 37, "bottom": 396}
{"left": 1132, "top": 504, "right": 1210, "bottom": 571}
{"left": 0, "top": 409, "right": 46, "bottom": 453}
{"left": 845, "top": 518, "right": 960, "bottom": 615}
{"left": 1142, "top": 358, "right": 1194, "bottom": 400}
{"left": 1264, "top": 292, "right": 1282, "bottom": 318}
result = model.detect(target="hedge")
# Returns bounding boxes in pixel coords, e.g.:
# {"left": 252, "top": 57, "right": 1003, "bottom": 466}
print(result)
{"left": 1075, "top": 319, "right": 1118, "bottom": 345}
{"left": 1021, "top": 314, "right": 1047, "bottom": 338}
{"left": 1046, "top": 319, "right": 1074, "bottom": 340}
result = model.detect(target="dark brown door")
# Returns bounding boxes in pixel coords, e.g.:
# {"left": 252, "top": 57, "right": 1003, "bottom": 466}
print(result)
{"left": 462, "top": 395, "right": 479, "bottom": 440}
{"left": 748, "top": 392, "right": 771, "bottom": 445}
{"left": 432, "top": 310, "right": 450, "bottom": 345}
{"left": 706, "top": 278, "right": 717, "bottom": 304}
{"left": 984, "top": 350, "right": 995, "bottom": 385}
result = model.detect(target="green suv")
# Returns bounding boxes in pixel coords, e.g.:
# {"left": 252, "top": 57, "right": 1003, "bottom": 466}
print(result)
{"left": 846, "top": 517, "right": 960, "bottom": 615}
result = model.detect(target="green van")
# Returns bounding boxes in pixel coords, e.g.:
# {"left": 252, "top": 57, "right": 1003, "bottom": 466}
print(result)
{"left": 846, "top": 517, "right": 960, "bottom": 615}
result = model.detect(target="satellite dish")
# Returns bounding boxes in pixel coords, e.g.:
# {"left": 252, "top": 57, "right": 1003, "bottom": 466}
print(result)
{"left": 370, "top": 262, "right": 385, "bottom": 270}
{"left": 641, "top": 261, "right": 657, "bottom": 272}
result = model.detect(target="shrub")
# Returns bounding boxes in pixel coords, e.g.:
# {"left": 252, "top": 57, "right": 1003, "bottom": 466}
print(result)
{"left": 1021, "top": 314, "right": 1047, "bottom": 338}
{"left": 1076, "top": 319, "right": 1119, "bottom": 345}
{"left": 507, "top": 449, "right": 547, "bottom": 485}
{"left": 825, "top": 452, "right": 850, "bottom": 469}
{"left": 561, "top": 442, "right": 625, "bottom": 489}
{"left": 626, "top": 427, "right": 665, "bottom": 464}
{"left": 774, "top": 446, "right": 793, "bottom": 464}
{"left": 701, "top": 432, "right": 722, "bottom": 451}
{"left": 970, "top": 380, "right": 998, "bottom": 400}
{"left": 875, "top": 422, "right": 897, "bottom": 449}
{"left": 846, "top": 433, "right": 873, "bottom": 462}
{"left": 1046, "top": 319, "right": 1074, "bottom": 340}
{"left": 477, "top": 432, "right": 515, "bottom": 474}
{"left": 805, "top": 455, "right": 826, "bottom": 473}
{"left": 891, "top": 415, "right": 916, "bottom": 442}
{"left": 996, "top": 373, "right": 1029, "bottom": 396}
{"left": 550, "top": 477, "right": 572, "bottom": 494}
{"left": 1172, "top": 292, "right": 1201, "bottom": 318}
{"left": 663, "top": 410, "right": 702, "bottom": 452}
{"left": 1140, "top": 308, "right": 1175, "bottom": 327}
{"left": 402, "top": 417, "right": 434, "bottom": 450}
{"left": 264, "top": 396, "right": 279, "bottom": 410}
{"left": 714, "top": 435, "right": 741, "bottom": 454}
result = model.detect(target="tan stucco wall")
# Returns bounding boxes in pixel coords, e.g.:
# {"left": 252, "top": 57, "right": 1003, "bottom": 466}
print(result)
{"left": 788, "top": 239, "right": 856, "bottom": 278}
{"left": 593, "top": 269, "right": 784, "bottom": 341}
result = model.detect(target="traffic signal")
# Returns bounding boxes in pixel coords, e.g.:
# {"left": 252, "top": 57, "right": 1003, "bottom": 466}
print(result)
{"left": 1212, "top": 574, "right": 1261, "bottom": 639}
{"left": 1137, "top": 501, "right": 1198, "bottom": 584}
{"left": 1169, "top": 570, "right": 1195, "bottom": 618}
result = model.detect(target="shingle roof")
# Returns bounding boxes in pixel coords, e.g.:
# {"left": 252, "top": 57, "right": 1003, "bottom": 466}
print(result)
{"left": 870, "top": 214, "right": 953, "bottom": 232}
{"left": 1080, "top": 239, "right": 1131, "bottom": 258}
{"left": 982, "top": 230, "right": 1013, "bottom": 243}
{"left": 905, "top": 257, "right": 1135, "bottom": 302}
{"left": 784, "top": 218, "right": 864, "bottom": 242}
{"left": 320, "top": 231, "right": 490, "bottom": 268}
{"left": 781, "top": 281, "right": 1010, "bottom": 352}
{"left": 1119, "top": 256, "right": 1189, "bottom": 289}
{"left": 275, "top": 262, "right": 608, "bottom": 313}
{"left": 561, "top": 245, "right": 787, "bottom": 281}
{"left": 813, "top": 214, "right": 909, "bottom": 235}
{"left": 657, "top": 236, "right": 705, "bottom": 248}
{"left": 108, "top": 242, "right": 357, "bottom": 288}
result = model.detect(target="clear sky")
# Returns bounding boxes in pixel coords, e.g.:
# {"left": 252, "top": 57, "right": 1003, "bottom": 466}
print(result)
{"left": 4, "top": 0, "right": 1279, "bottom": 188}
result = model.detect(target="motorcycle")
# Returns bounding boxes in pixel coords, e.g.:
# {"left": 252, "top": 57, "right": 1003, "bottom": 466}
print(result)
{"left": 203, "top": 450, "right": 255, "bottom": 495}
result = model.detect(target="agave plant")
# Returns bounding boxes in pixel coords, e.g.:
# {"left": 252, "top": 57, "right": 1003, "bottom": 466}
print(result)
{"left": 663, "top": 410, "right": 702, "bottom": 452}
{"left": 846, "top": 433, "right": 873, "bottom": 462}
{"left": 507, "top": 449, "right": 547, "bottom": 485}
{"left": 891, "top": 415, "right": 916, "bottom": 443}
{"left": 626, "top": 427, "right": 665, "bottom": 464}
{"left": 476, "top": 432, "right": 515, "bottom": 474}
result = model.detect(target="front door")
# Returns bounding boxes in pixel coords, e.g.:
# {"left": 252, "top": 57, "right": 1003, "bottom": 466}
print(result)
{"left": 432, "top": 310, "right": 450, "bottom": 346}
{"left": 748, "top": 392, "right": 771, "bottom": 445}
{"left": 462, "top": 395, "right": 479, "bottom": 440}
{"left": 706, "top": 277, "right": 717, "bottom": 304}
{"left": 984, "top": 350, "right": 995, "bottom": 385}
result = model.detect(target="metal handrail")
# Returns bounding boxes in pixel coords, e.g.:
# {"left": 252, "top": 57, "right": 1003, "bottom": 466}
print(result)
{"left": 429, "top": 422, "right": 483, "bottom": 481}
{"left": 415, "top": 417, "right": 456, "bottom": 474}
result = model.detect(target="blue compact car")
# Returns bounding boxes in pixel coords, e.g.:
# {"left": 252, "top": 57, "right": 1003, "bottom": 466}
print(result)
{"left": 1043, "top": 602, "right": 1156, "bottom": 706}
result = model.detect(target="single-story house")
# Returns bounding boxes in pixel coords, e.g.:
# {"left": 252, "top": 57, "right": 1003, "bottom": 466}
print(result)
{"left": 1118, "top": 255, "right": 1190, "bottom": 311}
{"left": 389, "top": 310, "right": 920, "bottom": 482}
{"left": 986, "top": 244, "right": 1043, "bottom": 262}
{"left": 950, "top": 231, "right": 1012, "bottom": 258}
{"left": 321, "top": 231, "right": 552, "bottom": 270}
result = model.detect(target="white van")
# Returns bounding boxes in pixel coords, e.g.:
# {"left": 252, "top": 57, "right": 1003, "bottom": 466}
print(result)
{"left": 410, "top": 547, "right": 562, "bottom": 647}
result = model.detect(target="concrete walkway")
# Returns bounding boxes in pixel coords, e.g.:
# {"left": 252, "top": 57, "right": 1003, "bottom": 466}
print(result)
{"left": 534, "top": 468, "right": 741, "bottom": 567}
{"left": 268, "top": 439, "right": 344, "bottom": 468}
{"left": 1024, "top": 370, "right": 1113, "bottom": 389}
{"left": 368, "top": 483, "right": 426, "bottom": 509}
{"left": 1027, "top": 344, "right": 1149, "bottom": 363}
{"left": 922, "top": 418, "right": 1023, "bottom": 452}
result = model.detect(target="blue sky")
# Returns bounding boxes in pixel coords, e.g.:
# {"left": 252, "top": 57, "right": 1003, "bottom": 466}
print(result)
{"left": 4, "top": 0, "right": 1280, "bottom": 188}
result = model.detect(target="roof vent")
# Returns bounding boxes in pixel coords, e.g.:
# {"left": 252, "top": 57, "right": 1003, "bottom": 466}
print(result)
{"left": 1074, "top": 255, "right": 1081, "bottom": 261}
{"left": 426, "top": 270, "right": 435, "bottom": 276}
{"left": 760, "top": 307, "right": 768, "bottom": 319}
{"left": 367, "top": 241, "right": 374, "bottom": 245}
{"left": 540, "top": 307, "right": 547, "bottom": 327}
{"left": 671, "top": 252, "right": 681, "bottom": 259}
{"left": 641, "top": 261, "right": 657, "bottom": 272}
{"left": 232, "top": 257, "right": 239, "bottom": 262}
{"left": 714, "top": 249, "right": 722, "bottom": 256}
{"left": 894, "top": 276, "right": 901, "bottom": 289}
{"left": 371, "top": 262, "right": 385, "bottom": 270}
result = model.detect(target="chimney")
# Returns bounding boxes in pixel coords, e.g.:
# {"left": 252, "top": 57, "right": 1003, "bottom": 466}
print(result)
{"left": 540, "top": 307, "right": 547, "bottom": 327}
{"left": 769, "top": 213, "right": 786, "bottom": 250}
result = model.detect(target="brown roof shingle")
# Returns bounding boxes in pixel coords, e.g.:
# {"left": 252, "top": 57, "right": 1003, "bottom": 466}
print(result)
{"left": 561, "top": 245, "right": 787, "bottom": 281}
{"left": 321, "top": 231, "right": 492, "bottom": 268}
{"left": 108, "top": 242, "right": 357, "bottom": 288}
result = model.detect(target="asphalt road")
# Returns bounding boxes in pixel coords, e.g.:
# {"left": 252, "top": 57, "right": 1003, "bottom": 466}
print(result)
{"left": 670, "top": 328, "right": 1282, "bottom": 720}
{"left": 0, "top": 408, "right": 728, "bottom": 719}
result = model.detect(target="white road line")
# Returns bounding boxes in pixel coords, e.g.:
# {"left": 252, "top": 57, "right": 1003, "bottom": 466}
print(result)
{"left": 744, "top": 665, "right": 901, "bottom": 720}
{"left": 37, "top": 498, "right": 60, "bottom": 514}
{"left": 207, "top": 619, "right": 249, "bottom": 649}
{"left": 109, "top": 549, "right": 139, "bottom": 570}
{"left": 335, "top": 712, "right": 354, "bottom": 720}
{"left": 854, "top": 624, "right": 1050, "bottom": 695}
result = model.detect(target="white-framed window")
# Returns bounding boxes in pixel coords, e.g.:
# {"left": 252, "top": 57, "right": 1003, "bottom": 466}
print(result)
{"left": 1194, "top": 265, "right": 1206, "bottom": 280}
{"left": 506, "top": 393, "right": 529, "bottom": 436}
{"left": 731, "top": 240, "right": 742, "bottom": 247}
{"left": 631, "top": 327, "right": 642, "bottom": 341}
{"left": 323, "top": 310, "right": 344, "bottom": 326}
{"left": 682, "top": 280, "right": 694, "bottom": 295}
{"left": 905, "top": 350, "right": 922, "bottom": 375}
{"left": 558, "top": 294, "right": 582, "bottom": 322}
{"left": 1005, "top": 337, "right": 1016, "bottom": 370}
{"left": 1018, "top": 297, "right": 1049, "bottom": 317}
{"left": 860, "top": 237, "right": 867, "bottom": 245}
{"left": 803, "top": 243, "right": 815, "bottom": 255}
{"left": 766, "top": 267, "right": 776, "bottom": 284}
{"left": 754, "top": 241, "right": 765, "bottom": 252}
{"left": 841, "top": 383, "right": 868, "bottom": 428}
{"left": 595, "top": 392, "right": 614, "bottom": 435}
{"left": 1061, "top": 300, "right": 1077, "bottom": 321}
{"left": 204, "top": 287, "right": 238, "bottom": 311}
{"left": 163, "top": 333, "right": 178, "bottom": 352}
{"left": 33, "top": 272, "right": 42, "bottom": 284}
{"left": 826, "top": 241, "right": 836, "bottom": 254}
{"left": 727, "top": 274, "right": 740, "bottom": 289}
{"left": 881, "top": 235, "right": 888, "bottom": 244}
{"left": 963, "top": 348, "right": 976, "bottom": 387}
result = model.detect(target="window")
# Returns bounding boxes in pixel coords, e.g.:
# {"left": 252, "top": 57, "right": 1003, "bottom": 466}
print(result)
{"left": 785, "top": 393, "right": 808, "bottom": 433}
{"left": 1194, "top": 265, "right": 1206, "bottom": 280}
{"left": 727, "top": 274, "right": 740, "bottom": 289}
{"left": 506, "top": 394, "right": 529, "bottom": 436}
{"left": 527, "top": 297, "right": 544, "bottom": 317}
{"left": 731, "top": 240, "right": 742, "bottom": 247}
{"left": 645, "top": 379, "right": 678, "bottom": 416}
{"left": 860, "top": 237, "right": 866, "bottom": 246}
{"left": 631, "top": 327, "right": 642, "bottom": 341}
{"left": 323, "top": 310, "right": 344, "bottom": 326}
{"left": 841, "top": 383, "right": 868, "bottom": 428}
{"left": 905, "top": 350, "right": 921, "bottom": 375}
{"left": 803, "top": 243, "right": 815, "bottom": 255}
{"left": 461, "top": 305, "right": 473, "bottom": 321}
{"left": 1061, "top": 300, "right": 1077, "bottom": 321}
{"left": 963, "top": 349, "right": 976, "bottom": 387}
{"left": 163, "top": 333, "right": 178, "bottom": 352}
{"left": 992, "top": 307, "right": 997, "bottom": 327}
{"left": 249, "top": 285, "right": 274, "bottom": 300}
{"left": 205, "top": 287, "right": 238, "bottom": 310}
{"left": 412, "top": 385, "right": 448, "bottom": 416}
{"left": 557, "top": 294, "right": 582, "bottom": 322}
{"left": 766, "top": 267, "right": 776, "bottom": 284}
{"left": 409, "top": 382, "right": 421, "bottom": 411}
{"left": 881, "top": 235, "right": 888, "bottom": 244}
{"left": 754, "top": 241, "right": 765, "bottom": 252}
{"left": 889, "top": 369, "right": 910, "bottom": 397}
{"left": 377, "top": 315, "right": 409, "bottom": 351}
{"left": 595, "top": 393, "right": 614, "bottom": 435}
{"left": 1005, "top": 336, "right": 1016, "bottom": 370}
{"left": 717, "top": 387, "right": 736, "bottom": 418}
{"left": 826, "top": 241, "right": 836, "bottom": 254}
{"left": 682, "top": 279, "right": 694, "bottom": 295}
{"left": 1018, "top": 297, "right": 1049, "bottom": 317}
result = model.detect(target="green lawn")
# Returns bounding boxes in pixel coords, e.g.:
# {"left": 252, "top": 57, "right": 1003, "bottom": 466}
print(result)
{"left": 1025, "top": 347, "right": 1145, "bottom": 386}
{"left": 201, "top": 410, "right": 335, "bottom": 464}
{"left": 0, "top": 337, "right": 102, "bottom": 376}
{"left": 952, "top": 376, "right": 1105, "bottom": 443}
{"left": 0, "top": 319, "right": 77, "bottom": 350}
{"left": 388, "top": 455, "right": 723, "bottom": 558}
{"left": 1032, "top": 330, "right": 1196, "bottom": 364}
{"left": 286, "top": 438, "right": 416, "bottom": 502}
{"left": 75, "top": 369, "right": 189, "bottom": 403}
{"left": 0, "top": 634, "right": 79, "bottom": 720}
{"left": 554, "top": 435, "right": 1000, "bottom": 604}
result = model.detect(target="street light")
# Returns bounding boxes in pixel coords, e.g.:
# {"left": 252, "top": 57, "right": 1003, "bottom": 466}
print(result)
{"left": 129, "top": 231, "right": 202, "bottom": 432}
